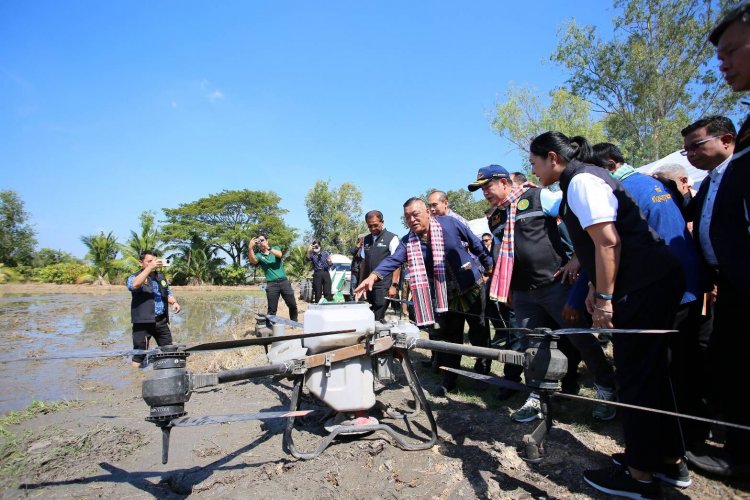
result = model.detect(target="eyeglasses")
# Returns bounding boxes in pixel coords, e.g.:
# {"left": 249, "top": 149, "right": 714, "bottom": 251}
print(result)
{"left": 680, "top": 135, "right": 722, "bottom": 156}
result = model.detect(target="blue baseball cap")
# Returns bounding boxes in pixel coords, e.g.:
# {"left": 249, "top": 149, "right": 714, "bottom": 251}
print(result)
{"left": 468, "top": 164, "right": 510, "bottom": 192}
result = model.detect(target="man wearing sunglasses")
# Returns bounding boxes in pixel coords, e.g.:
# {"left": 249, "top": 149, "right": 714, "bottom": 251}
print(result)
{"left": 248, "top": 234, "right": 298, "bottom": 328}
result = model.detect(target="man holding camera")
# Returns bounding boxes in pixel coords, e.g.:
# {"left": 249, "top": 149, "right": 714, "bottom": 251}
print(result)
{"left": 126, "top": 250, "right": 181, "bottom": 367}
{"left": 305, "top": 239, "right": 333, "bottom": 303}
{"left": 248, "top": 234, "right": 299, "bottom": 328}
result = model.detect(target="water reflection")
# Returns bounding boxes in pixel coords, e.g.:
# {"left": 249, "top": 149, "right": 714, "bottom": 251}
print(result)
{"left": 0, "top": 290, "right": 265, "bottom": 413}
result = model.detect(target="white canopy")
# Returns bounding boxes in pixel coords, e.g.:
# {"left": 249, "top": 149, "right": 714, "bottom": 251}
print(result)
{"left": 635, "top": 150, "right": 707, "bottom": 190}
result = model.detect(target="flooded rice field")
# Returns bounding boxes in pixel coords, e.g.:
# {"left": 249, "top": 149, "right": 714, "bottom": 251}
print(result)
{"left": 0, "top": 288, "right": 265, "bottom": 413}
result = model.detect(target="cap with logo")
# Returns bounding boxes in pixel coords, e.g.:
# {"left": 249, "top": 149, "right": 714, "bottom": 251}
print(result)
{"left": 467, "top": 164, "right": 510, "bottom": 192}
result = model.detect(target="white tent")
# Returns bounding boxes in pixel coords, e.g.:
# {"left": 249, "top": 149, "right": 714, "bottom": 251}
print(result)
{"left": 467, "top": 217, "right": 490, "bottom": 238}
{"left": 635, "top": 150, "right": 707, "bottom": 190}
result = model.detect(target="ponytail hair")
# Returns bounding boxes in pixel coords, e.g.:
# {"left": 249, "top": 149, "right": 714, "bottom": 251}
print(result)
{"left": 530, "top": 131, "right": 596, "bottom": 164}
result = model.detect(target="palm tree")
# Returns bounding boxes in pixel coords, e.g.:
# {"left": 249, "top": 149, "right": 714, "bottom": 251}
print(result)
{"left": 167, "top": 236, "right": 223, "bottom": 285}
{"left": 284, "top": 245, "right": 310, "bottom": 282}
{"left": 122, "top": 211, "right": 163, "bottom": 266}
{"left": 80, "top": 231, "right": 119, "bottom": 285}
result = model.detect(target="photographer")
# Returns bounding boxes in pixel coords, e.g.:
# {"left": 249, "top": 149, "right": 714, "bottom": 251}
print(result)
{"left": 126, "top": 250, "right": 180, "bottom": 368}
{"left": 248, "top": 234, "right": 298, "bottom": 328}
{"left": 305, "top": 239, "right": 333, "bottom": 303}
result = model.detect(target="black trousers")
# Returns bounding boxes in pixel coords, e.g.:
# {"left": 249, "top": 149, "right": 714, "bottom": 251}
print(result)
{"left": 312, "top": 269, "right": 333, "bottom": 302}
{"left": 709, "top": 278, "right": 750, "bottom": 463}
{"left": 265, "top": 278, "right": 298, "bottom": 327}
{"left": 132, "top": 316, "right": 173, "bottom": 363}
{"left": 669, "top": 300, "right": 709, "bottom": 450}
{"left": 612, "top": 272, "right": 684, "bottom": 472}
{"left": 431, "top": 293, "right": 489, "bottom": 388}
{"left": 368, "top": 281, "right": 391, "bottom": 321}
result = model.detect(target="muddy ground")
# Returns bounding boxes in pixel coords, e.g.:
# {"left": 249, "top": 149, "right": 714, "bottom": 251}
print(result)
{"left": 1, "top": 284, "right": 749, "bottom": 499}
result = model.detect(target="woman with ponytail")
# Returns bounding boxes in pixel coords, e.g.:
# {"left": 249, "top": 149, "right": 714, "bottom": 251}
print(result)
{"left": 529, "top": 131, "right": 691, "bottom": 497}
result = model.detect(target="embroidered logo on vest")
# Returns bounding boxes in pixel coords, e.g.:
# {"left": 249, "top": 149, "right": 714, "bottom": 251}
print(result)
{"left": 517, "top": 199, "right": 530, "bottom": 211}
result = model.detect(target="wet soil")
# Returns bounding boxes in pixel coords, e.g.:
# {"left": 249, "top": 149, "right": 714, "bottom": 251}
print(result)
{"left": 1, "top": 284, "right": 749, "bottom": 499}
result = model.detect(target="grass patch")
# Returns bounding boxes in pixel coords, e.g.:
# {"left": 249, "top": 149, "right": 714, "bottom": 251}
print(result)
{"left": 0, "top": 400, "right": 83, "bottom": 437}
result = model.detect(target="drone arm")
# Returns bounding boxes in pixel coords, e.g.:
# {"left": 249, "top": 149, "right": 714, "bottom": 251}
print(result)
{"left": 216, "top": 362, "right": 293, "bottom": 384}
{"left": 411, "top": 339, "right": 524, "bottom": 365}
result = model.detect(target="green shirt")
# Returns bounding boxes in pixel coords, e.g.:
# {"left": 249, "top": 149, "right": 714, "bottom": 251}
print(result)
{"left": 254, "top": 245, "right": 287, "bottom": 281}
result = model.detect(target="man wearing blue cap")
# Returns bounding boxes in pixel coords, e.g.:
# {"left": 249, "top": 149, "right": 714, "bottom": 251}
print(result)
{"left": 469, "top": 165, "right": 617, "bottom": 423}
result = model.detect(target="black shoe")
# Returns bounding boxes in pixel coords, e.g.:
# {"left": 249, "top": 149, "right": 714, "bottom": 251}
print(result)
{"left": 612, "top": 453, "right": 691, "bottom": 488}
{"left": 432, "top": 385, "right": 455, "bottom": 398}
{"left": 584, "top": 466, "right": 661, "bottom": 499}
{"left": 494, "top": 386, "right": 518, "bottom": 401}
{"left": 686, "top": 449, "right": 732, "bottom": 477}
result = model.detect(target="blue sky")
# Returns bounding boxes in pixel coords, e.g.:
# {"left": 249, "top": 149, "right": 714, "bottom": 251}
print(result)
{"left": 1, "top": 1, "right": 616, "bottom": 258}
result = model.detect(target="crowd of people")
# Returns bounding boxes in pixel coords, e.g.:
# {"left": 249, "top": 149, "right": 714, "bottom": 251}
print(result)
{"left": 354, "top": 4, "right": 750, "bottom": 497}
{"left": 126, "top": 4, "right": 749, "bottom": 498}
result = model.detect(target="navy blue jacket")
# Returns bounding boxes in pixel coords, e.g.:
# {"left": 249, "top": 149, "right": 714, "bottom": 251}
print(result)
{"left": 373, "top": 216, "right": 493, "bottom": 297}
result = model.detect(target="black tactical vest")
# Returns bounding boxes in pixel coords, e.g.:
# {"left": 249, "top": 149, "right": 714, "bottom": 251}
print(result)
{"left": 363, "top": 229, "right": 397, "bottom": 287}
{"left": 131, "top": 272, "right": 170, "bottom": 324}
{"left": 559, "top": 160, "right": 679, "bottom": 298}
{"left": 488, "top": 188, "right": 567, "bottom": 291}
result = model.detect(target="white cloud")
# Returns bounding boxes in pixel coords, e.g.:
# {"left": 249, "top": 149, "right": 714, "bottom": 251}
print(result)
{"left": 207, "top": 90, "right": 224, "bottom": 103}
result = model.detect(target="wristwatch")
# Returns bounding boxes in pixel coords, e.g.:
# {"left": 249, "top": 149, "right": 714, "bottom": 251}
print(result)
{"left": 593, "top": 292, "right": 613, "bottom": 301}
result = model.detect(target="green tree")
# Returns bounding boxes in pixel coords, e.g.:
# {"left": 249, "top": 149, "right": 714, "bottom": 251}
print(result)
{"left": 305, "top": 180, "right": 364, "bottom": 254}
{"left": 166, "top": 236, "right": 224, "bottom": 286}
{"left": 123, "top": 211, "right": 163, "bottom": 264}
{"left": 0, "top": 190, "right": 37, "bottom": 266}
{"left": 492, "top": 85, "right": 607, "bottom": 165}
{"left": 162, "top": 190, "right": 295, "bottom": 266}
{"left": 80, "top": 231, "right": 119, "bottom": 285}
{"left": 284, "top": 245, "right": 311, "bottom": 282}
{"left": 32, "top": 248, "right": 80, "bottom": 267}
{"left": 551, "top": 0, "right": 739, "bottom": 165}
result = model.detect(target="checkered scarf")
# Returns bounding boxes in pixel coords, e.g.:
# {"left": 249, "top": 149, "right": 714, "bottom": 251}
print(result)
{"left": 407, "top": 217, "right": 448, "bottom": 326}
{"left": 489, "top": 183, "right": 536, "bottom": 302}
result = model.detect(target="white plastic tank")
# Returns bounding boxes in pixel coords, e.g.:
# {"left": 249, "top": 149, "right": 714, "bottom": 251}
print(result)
{"left": 305, "top": 358, "right": 376, "bottom": 412}
{"left": 302, "top": 302, "right": 376, "bottom": 412}
{"left": 302, "top": 303, "right": 375, "bottom": 354}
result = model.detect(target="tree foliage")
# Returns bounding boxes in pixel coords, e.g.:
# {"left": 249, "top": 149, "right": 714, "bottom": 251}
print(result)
{"left": 123, "top": 211, "right": 163, "bottom": 264}
{"left": 305, "top": 180, "right": 364, "bottom": 254}
{"left": 166, "top": 236, "right": 224, "bottom": 286}
{"left": 162, "top": 190, "right": 296, "bottom": 266}
{"left": 284, "top": 245, "right": 311, "bottom": 282}
{"left": 0, "top": 190, "right": 37, "bottom": 266}
{"left": 551, "top": 0, "right": 739, "bottom": 165}
{"left": 492, "top": 85, "right": 607, "bottom": 164}
{"left": 32, "top": 248, "right": 81, "bottom": 267}
{"left": 80, "top": 231, "right": 119, "bottom": 285}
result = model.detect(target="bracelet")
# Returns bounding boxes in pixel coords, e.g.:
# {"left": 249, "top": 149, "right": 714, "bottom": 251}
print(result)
{"left": 594, "top": 305, "right": 613, "bottom": 313}
{"left": 594, "top": 292, "right": 613, "bottom": 301}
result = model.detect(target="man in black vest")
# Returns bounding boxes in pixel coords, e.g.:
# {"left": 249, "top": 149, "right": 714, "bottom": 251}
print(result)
{"left": 359, "top": 210, "right": 400, "bottom": 321}
{"left": 126, "top": 250, "right": 181, "bottom": 367}
{"left": 687, "top": 3, "right": 750, "bottom": 477}
{"left": 469, "top": 164, "right": 616, "bottom": 422}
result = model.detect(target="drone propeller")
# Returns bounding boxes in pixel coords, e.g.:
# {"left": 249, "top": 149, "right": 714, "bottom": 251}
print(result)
{"left": 168, "top": 409, "right": 316, "bottom": 427}
{"left": 0, "top": 329, "right": 356, "bottom": 363}
{"left": 266, "top": 315, "right": 304, "bottom": 329}
{"left": 0, "top": 348, "right": 157, "bottom": 363}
